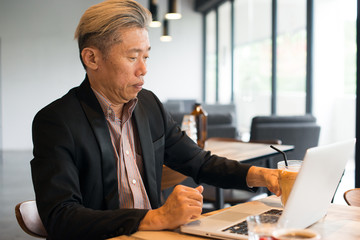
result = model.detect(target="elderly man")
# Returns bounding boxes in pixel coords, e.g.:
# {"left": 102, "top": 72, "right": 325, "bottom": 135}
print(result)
{"left": 31, "top": 0, "right": 281, "bottom": 239}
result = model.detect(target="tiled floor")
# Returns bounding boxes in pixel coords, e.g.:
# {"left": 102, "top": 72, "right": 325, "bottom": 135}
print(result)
{"left": 0, "top": 151, "right": 35, "bottom": 240}
{"left": 0, "top": 151, "right": 355, "bottom": 239}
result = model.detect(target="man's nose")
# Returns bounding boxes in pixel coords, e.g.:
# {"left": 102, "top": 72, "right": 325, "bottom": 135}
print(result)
{"left": 136, "top": 59, "right": 147, "bottom": 77}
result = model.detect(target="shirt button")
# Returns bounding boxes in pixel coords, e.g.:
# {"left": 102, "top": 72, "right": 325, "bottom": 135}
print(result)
{"left": 125, "top": 150, "right": 130, "bottom": 155}
{"left": 107, "top": 110, "right": 112, "bottom": 115}
{"left": 132, "top": 179, "right": 136, "bottom": 185}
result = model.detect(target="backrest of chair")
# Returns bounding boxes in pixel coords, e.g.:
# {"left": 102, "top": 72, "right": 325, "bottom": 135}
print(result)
{"left": 161, "top": 165, "right": 187, "bottom": 191}
{"left": 344, "top": 188, "right": 360, "bottom": 207}
{"left": 165, "top": 99, "right": 197, "bottom": 113}
{"left": 202, "top": 103, "right": 237, "bottom": 125}
{"left": 250, "top": 115, "right": 321, "bottom": 160}
{"left": 15, "top": 200, "right": 47, "bottom": 238}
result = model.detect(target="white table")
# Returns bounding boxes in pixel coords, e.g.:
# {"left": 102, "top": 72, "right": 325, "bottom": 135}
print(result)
{"left": 110, "top": 196, "right": 360, "bottom": 240}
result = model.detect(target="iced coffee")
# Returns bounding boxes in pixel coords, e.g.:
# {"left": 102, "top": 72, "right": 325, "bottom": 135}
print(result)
{"left": 278, "top": 160, "right": 302, "bottom": 206}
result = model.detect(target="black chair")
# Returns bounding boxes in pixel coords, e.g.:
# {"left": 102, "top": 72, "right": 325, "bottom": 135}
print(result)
{"left": 250, "top": 115, "right": 321, "bottom": 165}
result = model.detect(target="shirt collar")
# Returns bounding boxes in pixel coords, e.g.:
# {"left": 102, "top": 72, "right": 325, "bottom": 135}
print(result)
{"left": 91, "top": 88, "right": 138, "bottom": 122}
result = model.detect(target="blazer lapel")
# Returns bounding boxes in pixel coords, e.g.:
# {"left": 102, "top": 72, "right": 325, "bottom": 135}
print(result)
{"left": 77, "top": 78, "right": 119, "bottom": 210}
{"left": 133, "top": 103, "right": 159, "bottom": 208}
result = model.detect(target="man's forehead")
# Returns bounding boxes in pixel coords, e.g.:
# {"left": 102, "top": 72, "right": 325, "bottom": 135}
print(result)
{"left": 126, "top": 46, "right": 151, "bottom": 53}
{"left": 115, "top": 27, "right": 151, "bottom": 52}
{"left": 129, "top": 46, "right": 151, "bottom": 51}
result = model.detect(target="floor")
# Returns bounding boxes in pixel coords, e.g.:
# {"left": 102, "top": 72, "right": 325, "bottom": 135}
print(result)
{"left": 0, "top": 151, "right": 35, "bottom": 240}
{"left": 0, "top": 150, "right": 355, "bottom": 239}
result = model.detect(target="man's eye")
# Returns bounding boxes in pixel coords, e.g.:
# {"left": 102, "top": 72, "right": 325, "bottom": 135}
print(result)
{"left": 129, "top": 57, "right": 137, "bottom": 61}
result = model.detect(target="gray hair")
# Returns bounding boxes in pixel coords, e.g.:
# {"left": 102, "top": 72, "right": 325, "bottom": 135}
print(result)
{"left": 74, "top": 0, "right": 152, "bottom": 68}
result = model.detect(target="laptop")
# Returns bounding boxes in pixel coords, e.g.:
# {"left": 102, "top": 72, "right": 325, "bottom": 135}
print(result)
{"left": 180, "top": 139, "right": 356, "bottom": 239}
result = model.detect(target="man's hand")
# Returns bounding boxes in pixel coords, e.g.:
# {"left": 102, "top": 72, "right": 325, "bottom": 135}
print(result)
{"left": 138, "top": 185, "right": 204, "bottom": 230}
{"left": 246, "top": 166, "right": 281, "bottom": 196}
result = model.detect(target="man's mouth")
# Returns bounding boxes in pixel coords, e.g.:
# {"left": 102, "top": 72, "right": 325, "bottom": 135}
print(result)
{"left": 133, "top": 82, "right": 144, "bottom": 90}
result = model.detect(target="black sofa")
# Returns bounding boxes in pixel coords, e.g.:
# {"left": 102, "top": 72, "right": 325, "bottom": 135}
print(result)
{"left": 163, "top": 99, "right": 238, "bottom": 139}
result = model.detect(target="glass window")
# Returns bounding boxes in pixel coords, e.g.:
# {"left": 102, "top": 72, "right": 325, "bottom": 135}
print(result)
{"left": 344, "top": 17, "right": 356, "bottom": 95}
{"left": 277, "top": 0, "right": 307, "bottom": 115}
{"left": 205, "top": 10, "right": 217, "bottom": 104}
{"left": 233, "top": 0, "right": 272, "bottom": 136}
{"left": 313, "top": 0, "right": 356, "bottom": 203}
{"left": 218, "top": 1, "right": 232, "bottom": 103}
{"left": 313, "top": 0, "right": 356, "bottom": 143}
{"left": 203, "top": 0, "right": 356, "bottom": 149}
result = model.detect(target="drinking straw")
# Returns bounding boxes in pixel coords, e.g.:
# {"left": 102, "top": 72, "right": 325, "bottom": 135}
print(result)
{"left": 270, "top": 145, "right": 288, "bottom": 167}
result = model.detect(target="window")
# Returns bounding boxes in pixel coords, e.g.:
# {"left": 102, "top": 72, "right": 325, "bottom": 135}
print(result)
{"left": 202, "top": 0, "right": 356, "bottom": 146}
{"left": 218, "top": 1, "right": 232, "bottom": 103}
{"left": 277, "top": 0, "right": 307, "bottom": 115}
{"left": 313, "top": 0, "right": 356, "bottom": 143}
{"left": 312, "top": 0, "right": 357, "bottom": 202}
{"left": 205, "top": 11, "right": 217, "bottom": 104}
{"left": 233, "top": 0, "right": 272, "bottom": 133}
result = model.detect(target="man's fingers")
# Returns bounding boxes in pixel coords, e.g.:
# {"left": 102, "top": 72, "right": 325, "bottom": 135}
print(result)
{"left": 175, "top": 185, "right": 204, "bottom": 202}
{"left": 172, "top": 185, "right": 203, "bottom": 208}
{"left": 195, "top": 185, "right": 204, "bottom": 193}
{"left": 270, "top": 176, "right": 281, "bottom": 196}
{"left": 185, "top": 197, "right": 203, "bottom": 207}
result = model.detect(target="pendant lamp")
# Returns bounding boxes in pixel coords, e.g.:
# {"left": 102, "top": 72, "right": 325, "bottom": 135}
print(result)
{"left": 149, "top": 0, "right": 161, "bottom": 27}
{"left": 160, "top": 19, "right": 172, "bottom": 42}
{"left": 165, "top": 0, "right": 182, "bottom": 20}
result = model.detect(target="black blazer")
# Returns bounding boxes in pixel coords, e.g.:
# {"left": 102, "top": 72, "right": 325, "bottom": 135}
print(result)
{"left": 31, "top": 77, "right": 252, "bottom": 240}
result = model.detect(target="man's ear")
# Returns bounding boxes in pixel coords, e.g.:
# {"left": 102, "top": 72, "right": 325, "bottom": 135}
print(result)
{"left": 81, "top": 47, "right": 100, "bottom": 70}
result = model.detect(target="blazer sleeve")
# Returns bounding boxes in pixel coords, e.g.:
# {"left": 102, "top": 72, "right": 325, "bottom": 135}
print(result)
{"left": 31, "top": 104, "right": 148, "bottom": 240}
{"left": 163, "top": 116, "right": 254, "bottom": 190}
{"left": 141, "top": 90, "right": 254, "bottom": 191}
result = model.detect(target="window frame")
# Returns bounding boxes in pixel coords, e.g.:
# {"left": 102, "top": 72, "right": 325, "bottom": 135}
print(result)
{"left": 199, "top": 0, "right": 314, "bottom": 115}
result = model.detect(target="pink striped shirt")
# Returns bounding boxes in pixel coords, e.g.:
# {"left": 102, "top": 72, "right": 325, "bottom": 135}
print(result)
{"left": 92, "top": 89, "right": 151, "bottom": 210}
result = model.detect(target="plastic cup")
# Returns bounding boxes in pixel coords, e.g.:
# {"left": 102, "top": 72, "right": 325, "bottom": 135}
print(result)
{"left": 247, "top": 214, "right": 280, "bottom": 240}
{"left": 277, "top": 160, "right": 302, "bottom": 206}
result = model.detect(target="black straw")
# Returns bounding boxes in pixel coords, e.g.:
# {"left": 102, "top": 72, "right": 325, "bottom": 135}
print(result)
{"left": 270, "top": 145, "right": 288, "bottom": 167}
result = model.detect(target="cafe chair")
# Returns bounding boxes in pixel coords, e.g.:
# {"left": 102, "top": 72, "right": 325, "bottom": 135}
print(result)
{"left": 343, "top": 188, "right": 360, "bottom": 207}
{"left": 15, "top": 200, "right": 47, "bottom": 238}
{"left": 250, "top": 115, "right": 321, "bottom": 161}
{"left": 161, "top": 165, "right": 187, "bottom": 191}
{"left": 160, "top": 165, "right": 188, "bottom": 203}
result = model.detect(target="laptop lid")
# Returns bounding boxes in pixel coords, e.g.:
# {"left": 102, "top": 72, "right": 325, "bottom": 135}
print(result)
{"left": 180, "top": 139, "right": 355, "bottom": 239}
{"left": 278, "top": 138, "right": 356, "bottom": 228}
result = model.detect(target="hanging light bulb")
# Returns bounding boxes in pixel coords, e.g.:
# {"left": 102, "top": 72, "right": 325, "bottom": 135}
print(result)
{"left": 165, "top": 0, "right": 182, "bottom": 20}
{"left": 149, "top": 0, "right": 161, "bottom": 27}
{"left": 160, "top": 19, "right": 172, "bottom": 42}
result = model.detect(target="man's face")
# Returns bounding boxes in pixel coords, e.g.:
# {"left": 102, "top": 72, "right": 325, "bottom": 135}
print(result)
{"left": 93, "top": 27, "right": 150, "bottom": 104}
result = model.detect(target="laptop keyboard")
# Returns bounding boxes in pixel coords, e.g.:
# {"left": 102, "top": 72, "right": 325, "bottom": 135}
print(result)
{"left": 221, "top": 209, "right": 283, "bottom": 235}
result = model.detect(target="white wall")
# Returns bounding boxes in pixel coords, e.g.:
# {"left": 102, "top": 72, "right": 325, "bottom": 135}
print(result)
{"left": 0, "top": 0, "right": 202, "bottom": 150}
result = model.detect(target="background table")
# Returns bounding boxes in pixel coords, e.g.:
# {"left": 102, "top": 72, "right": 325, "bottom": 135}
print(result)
{"left": 204, "top": 139, "right": 294, "bottom": 208}
{"left": 204, "top": 139, "right": 294, "bottom": 163}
